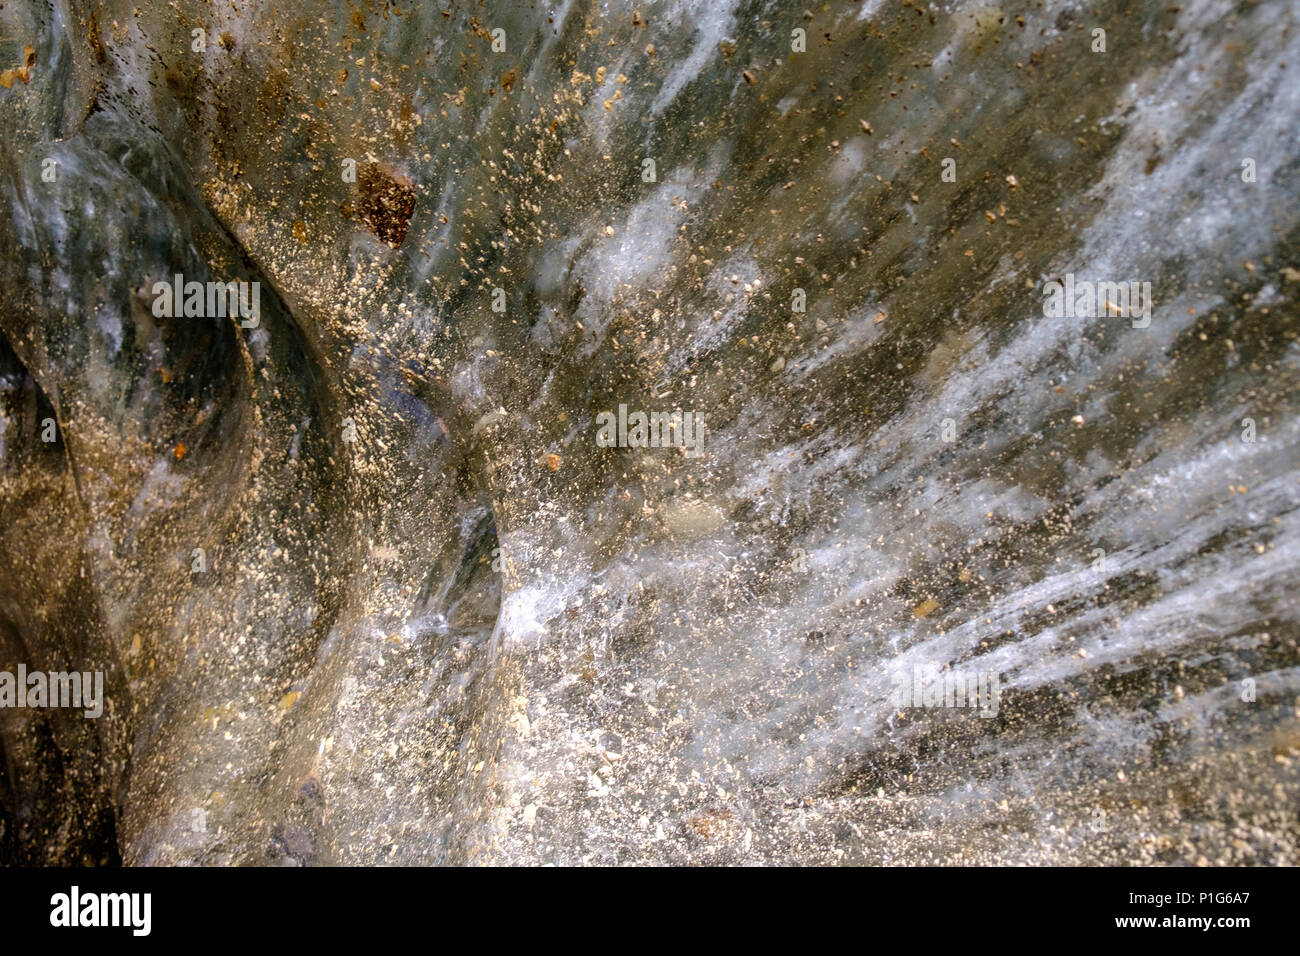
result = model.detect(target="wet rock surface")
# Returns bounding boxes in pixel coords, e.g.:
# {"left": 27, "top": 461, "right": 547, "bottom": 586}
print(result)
{"left": 0, "top": 0, "right": 1297, "bottom": 865}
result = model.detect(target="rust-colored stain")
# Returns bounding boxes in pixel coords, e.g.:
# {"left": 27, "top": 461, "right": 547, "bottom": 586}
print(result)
{"left": 913, "top": 597, "right": 939, "bottom": 619}
{"left": 356, "top": 163, "right": 415, "bottom": 247}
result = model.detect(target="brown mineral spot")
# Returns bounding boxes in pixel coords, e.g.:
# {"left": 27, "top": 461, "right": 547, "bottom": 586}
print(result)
{"left": 690, "top": 808, "right": 734, "bottom": 838}
{"left": 743, "top": 70, "right": 757, "bottom": 85}
{"left": 544, "top": 453, "right": 562, "bottom": 472}
{"left": 174, "top": 442, "right": 187, "bottom": 460}
{"left": 87, "top": 13, "right": 106, "bottom": 64}
{"left": 293, "top": 220, "right": 308, "bottom": 243}
{"left": 356, "top": 163, "right": 416, "bottom": 247}
{"left": 501, "top": 69, "right": 516, "bottom": 92}
{"left": 913, "top": 597, "right": 939, "bottom": 618}
{"left": 279, "top": 690, "right": 301, "bottom": 711}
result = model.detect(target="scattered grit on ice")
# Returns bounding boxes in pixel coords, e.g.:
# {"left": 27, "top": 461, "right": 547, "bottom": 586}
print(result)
{"left": 0, "top": 0, "right": 1296, "bottom": 864}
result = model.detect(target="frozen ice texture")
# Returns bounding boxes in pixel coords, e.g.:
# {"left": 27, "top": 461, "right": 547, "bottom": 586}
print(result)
{"left": 0, "top": 0, "right": 1296, "bottom": 864}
